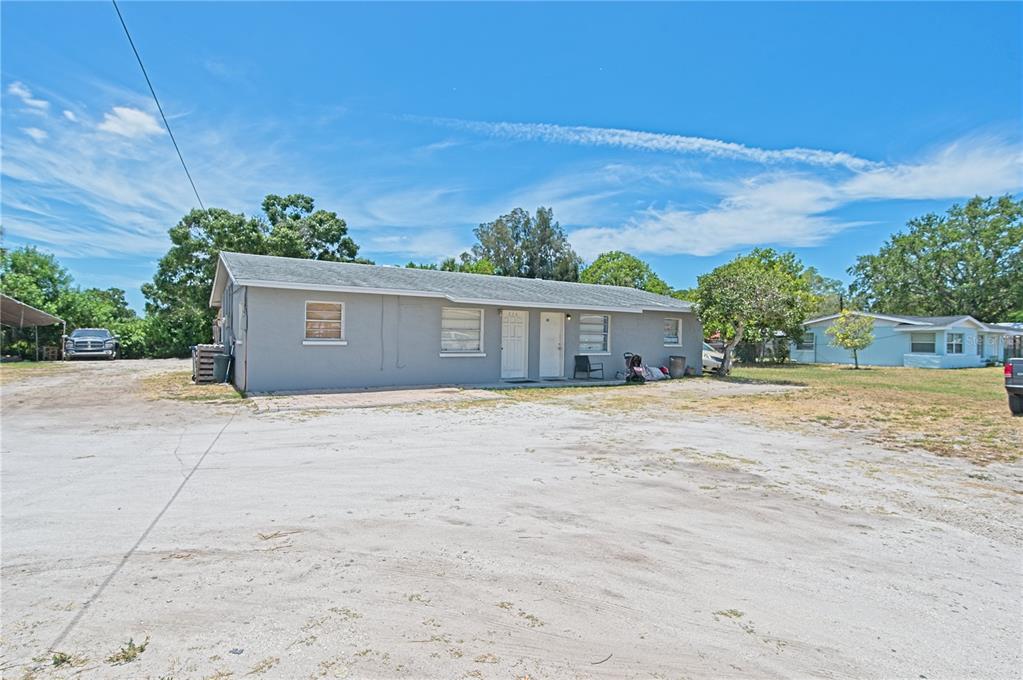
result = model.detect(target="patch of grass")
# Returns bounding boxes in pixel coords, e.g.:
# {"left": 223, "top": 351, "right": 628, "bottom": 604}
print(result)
{"left": 719, "top": 365, "right": 1021, "bottom": 464}
{"left": 714, "top": 609, "right": 745, "bottom": 619}
{"left": 141, "top": 370, "right": 244, "bottom": 403}
{"left": 51, "top": 651, "right": 87, "bottom": 667}
{"left": 0, "top": 360, "right": 62, "bottom": 385}
{"left": 105, "top": 636, "right": 149, "bottom": 665}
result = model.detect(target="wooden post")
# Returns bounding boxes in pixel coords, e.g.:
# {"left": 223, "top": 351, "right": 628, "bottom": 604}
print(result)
{"left": 35, "top": 326, "right": 39, "bottom": 362}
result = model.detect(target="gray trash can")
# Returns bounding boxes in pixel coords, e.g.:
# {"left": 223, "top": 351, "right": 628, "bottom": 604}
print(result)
{"left": 212, "top": 353, "right": 232, "bottom": 383}
{"left": 668, "top": 355, "right": 686, "bottom": 378}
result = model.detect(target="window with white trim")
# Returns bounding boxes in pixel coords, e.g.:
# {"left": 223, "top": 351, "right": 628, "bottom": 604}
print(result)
{"left": 664, "top": 318, "right": 681, "bottom": 346}
{"left": 910, "top": 332, "right": 935, "bottom": 353}
{"left": 441, "top": 307, "right": 483, "bottom": 353}
{"left": 305, "top": 301, "right": 344, "bottom": 340}
{"left": 977, "top": 335, "right": 984, "bottom": 356}
{"left": 579, "top": 314, "right": 609, "bottom": 353}
{"left": 946, "top": 332, "right": 964, "bottom": 354}
{"left": 795, "top": 333, "right": 815, "bottom": 351}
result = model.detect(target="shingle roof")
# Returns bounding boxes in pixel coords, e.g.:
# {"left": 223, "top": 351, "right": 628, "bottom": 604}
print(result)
{"left": 893, "top": 315, "right": 972, "bottom": 326}
{"left": 216, "top": 252, "right": 693, "bottom": 313}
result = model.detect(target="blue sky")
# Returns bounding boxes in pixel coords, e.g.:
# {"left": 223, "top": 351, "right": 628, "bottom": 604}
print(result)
{"left": 3, "top": 2, "right": 1021, "bottom": 311}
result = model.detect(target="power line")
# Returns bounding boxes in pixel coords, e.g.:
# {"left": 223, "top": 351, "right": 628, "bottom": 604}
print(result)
{"left": 111, "top": 0, "right": 205, "bottom": 211}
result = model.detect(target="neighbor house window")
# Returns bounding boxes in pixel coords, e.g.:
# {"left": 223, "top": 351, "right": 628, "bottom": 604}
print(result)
{"left": 441, "top": 307, "right": 483, "bottom": 353}
{"left": 910, "top": 332, "right": 936, "bottom": 353}
{"left": 946, "top": 332, "right": 964, "bottom": 354}
{"left": 795, "top": 333, "right": 815, "bottom": 351}
{"left": 664, "top": 318, "right": 681, "bottom": 346}
{"left": 579, "top": 314, "right": 610, "bottom": 354}
{"left": 977, "top": 335, "right": 984, "bottom": 356}
{"left": 305, "top": 301, "right": 344, "bottom": 340}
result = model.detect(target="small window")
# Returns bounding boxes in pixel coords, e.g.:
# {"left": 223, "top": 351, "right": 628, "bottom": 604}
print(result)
{"left": 910, "top": 332, "right": 935, "bottom": 353}
{"left": 946, "top": 332, "right": 964, "bottom": 354}
{"left": 579, "top": 314, "right": 610, "bottom": 353}
{"left": 441, "top": 307, "right": 483, "bottom": 353}
{"left": 664, "top": 318, "right": 681, "bottom": 346}
{"left": 305, "top": 301, "right": 344, "bottom": 340}
{"left": 795, "top": 333, "right": 815, "bottom": 351}
{"left": 976, "top": 335, "right": 984, "bottom": 356}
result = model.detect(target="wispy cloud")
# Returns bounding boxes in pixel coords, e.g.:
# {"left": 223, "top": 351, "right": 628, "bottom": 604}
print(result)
{"left": 569, "top": 136, "right": 1023, "bottom": 257}
{"left": 419, "top": 116, "right": 879, "bottom": 172}
{"left": 62, "top": 109, "right": 78, "bottom": 122}
{"left": 7, "top": 81, "right": 49, "bottom": 110}
{"left": 2, "top": 85, "right": 319, "bottom": 259}
{"left": 96, "top": 106, "right": 162, "bottom": 138}
{"left": 21, "top": 127, "right": 48, "bottom": 142}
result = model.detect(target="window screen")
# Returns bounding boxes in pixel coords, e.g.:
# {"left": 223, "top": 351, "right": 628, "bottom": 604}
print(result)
{"left": 579, "top": 314, "right": 609, "bottom": 353}
{"left": 441, "top": 308, "right": 483, "bottom": 353}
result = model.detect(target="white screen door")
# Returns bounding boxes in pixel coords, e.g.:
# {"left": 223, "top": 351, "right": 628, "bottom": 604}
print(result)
{"left": 539, "top": 312, "right": 564, "bottom": 377}
{"left": 501, "top": 310, "right": 528, "bottom": 378}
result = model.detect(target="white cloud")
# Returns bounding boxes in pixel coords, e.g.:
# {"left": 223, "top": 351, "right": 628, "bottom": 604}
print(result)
{"left": 7, "top": 81, "right": 50, "bottom": 110}
{"left": 840, "top": 136, "right": 1023, "bottom": 201}
{"left": 568, "top": 137, "right": 1023, "bottom": 258}
{"left": 22, "top": 127, "right": 48, "bottom": 142}
{"left": 2, "top": 95, "right": 319, "bottom": 259}
{"left": 97, "top": 106, "right": 162, "bottom": 138}
{"left": 63, "top": 110, "right": 78, "bottom": 122}
{"left": 421, "top": 116, "right": 879, "bottom": 172}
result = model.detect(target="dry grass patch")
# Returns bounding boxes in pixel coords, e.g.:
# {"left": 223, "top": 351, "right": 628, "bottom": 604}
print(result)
{"left": 141, "top": 370, "right": 244, "bottom": 402}
{"left": 715, "top": 365, "right": 1020, "bottom": 464}
{"left": 0, "top": 361, "right": 63, "bottom": 385}
{"left": 479, "top": 365, "right": 1019, "bottom": 465}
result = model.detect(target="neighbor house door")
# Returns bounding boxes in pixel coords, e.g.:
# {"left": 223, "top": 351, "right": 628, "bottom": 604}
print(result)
{"left": 539, "top": 312, "right": 565, "bottom": 378}
{"left": 501, "top": 310, "right": 529, "bottom": 379}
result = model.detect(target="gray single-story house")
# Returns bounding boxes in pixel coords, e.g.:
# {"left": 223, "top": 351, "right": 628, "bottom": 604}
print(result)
{"left": 790, "top": 312, "right": 1018, "bottom": 368}
{"left": 210, "top": 252, "right": 703, "bottom": 392}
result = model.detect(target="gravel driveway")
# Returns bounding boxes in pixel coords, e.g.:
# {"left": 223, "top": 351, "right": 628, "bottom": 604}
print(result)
{"left": 2, "top": 360, "right": 1020, "bottom": 678}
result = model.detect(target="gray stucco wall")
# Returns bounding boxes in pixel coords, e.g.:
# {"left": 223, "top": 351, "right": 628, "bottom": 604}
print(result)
{"left": 228, "top": 286, "right": 702, "bottom": 392}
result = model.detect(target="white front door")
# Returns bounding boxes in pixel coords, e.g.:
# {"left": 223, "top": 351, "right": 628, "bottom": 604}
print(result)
{"left": 539, "top": 312, "right": 564, "bottom": 378}
{"left": 501, "top": 310, "right": 529, "bottom": 378}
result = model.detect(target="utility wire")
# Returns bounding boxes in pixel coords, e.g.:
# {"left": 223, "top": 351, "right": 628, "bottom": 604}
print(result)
{"left": 111, "top": 0, "right": 206, "bottom": 211}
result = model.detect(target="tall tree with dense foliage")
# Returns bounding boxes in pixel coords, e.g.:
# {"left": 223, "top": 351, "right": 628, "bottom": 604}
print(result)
{"left": 143, "top": 194, "right": 366, "bottom": 357}
{"left": 695, "top": 248, "right": 818, "bottom": 374}
{"left": 579, "top": 251, "right": 671, "bottom": 294}
{"left": 849, "top": 195, "right": 1022, "bottom": 320}
{"left": 803, "top": 266, "right": 846, "bottom": 317}
{"left": 826, "top": 310, "right": 875, "bottom": 369}
{"left": 467, "top": 207, "right": 581, "bottom": 281}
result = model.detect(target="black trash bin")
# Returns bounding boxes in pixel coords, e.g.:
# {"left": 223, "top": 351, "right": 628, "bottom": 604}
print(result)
{"left": 212, "top": 353, "right": 232, "bottom": 383}
{"left": 668, "top": 355, "right": 687, "bottom": 378}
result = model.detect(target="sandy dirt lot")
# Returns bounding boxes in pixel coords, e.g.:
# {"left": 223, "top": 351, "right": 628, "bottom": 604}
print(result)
{"left": 2, "top": 360, "right": 1020, "bottom": 679}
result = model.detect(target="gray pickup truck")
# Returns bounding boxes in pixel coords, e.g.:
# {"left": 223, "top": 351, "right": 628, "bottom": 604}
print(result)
{"left": 1006, "top": 358, "right": 1023, "bottom": 415}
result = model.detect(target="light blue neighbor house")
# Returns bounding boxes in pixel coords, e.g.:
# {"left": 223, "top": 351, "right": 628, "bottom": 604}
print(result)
{"left": 790, "top": 312, "right": 1019, "bottom": 369}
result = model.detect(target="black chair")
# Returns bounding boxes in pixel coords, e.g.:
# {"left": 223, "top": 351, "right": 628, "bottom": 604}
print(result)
{"left": 573, "top": 355, "right": 604, "bottom": 380}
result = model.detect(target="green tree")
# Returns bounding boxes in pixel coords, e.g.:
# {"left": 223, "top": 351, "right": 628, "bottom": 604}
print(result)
{"left": 849, "top": 195, "right": 1022, "bottom": 320}
{"left": 0, "top": 246, "right": 71, "bottom": 310}
{"left": 803, "top": 267, "right": 846, "bottom": 317}
{"left": 579, "top": 251, "right": 671, "bottom": 294}
{"left": 826, "top": 310, "right": 875, "bottom": 369}
{"left": 143, "top": 194, "right": 366, "bottom": 357}
{"left": 696, "top": 248, "right": 817, "bottom": 374}
{"left": 468, "top": 207, "right": 581, "bottom": 281}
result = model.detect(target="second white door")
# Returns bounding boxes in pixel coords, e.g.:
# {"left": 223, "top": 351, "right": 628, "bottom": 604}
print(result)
{"left": 501, "top": 310, "right": 528, "bottom": 379}
{"left": 539, "top": 312, "right": 565, "bottom": 378}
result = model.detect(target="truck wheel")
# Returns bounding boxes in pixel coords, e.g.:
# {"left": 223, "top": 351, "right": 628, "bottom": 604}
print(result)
{"left": 1010, "top": 394, "right": 1023, "bottom": 416}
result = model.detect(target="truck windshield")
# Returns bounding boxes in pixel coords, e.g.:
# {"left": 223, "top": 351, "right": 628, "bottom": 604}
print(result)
{"left": 71, "top": 329, "right": 111, "bottom": 339}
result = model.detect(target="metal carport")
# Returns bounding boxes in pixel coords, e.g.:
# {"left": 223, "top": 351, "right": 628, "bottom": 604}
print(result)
{"left": 1, "top": 293, "right": 66, "bottom": 360}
